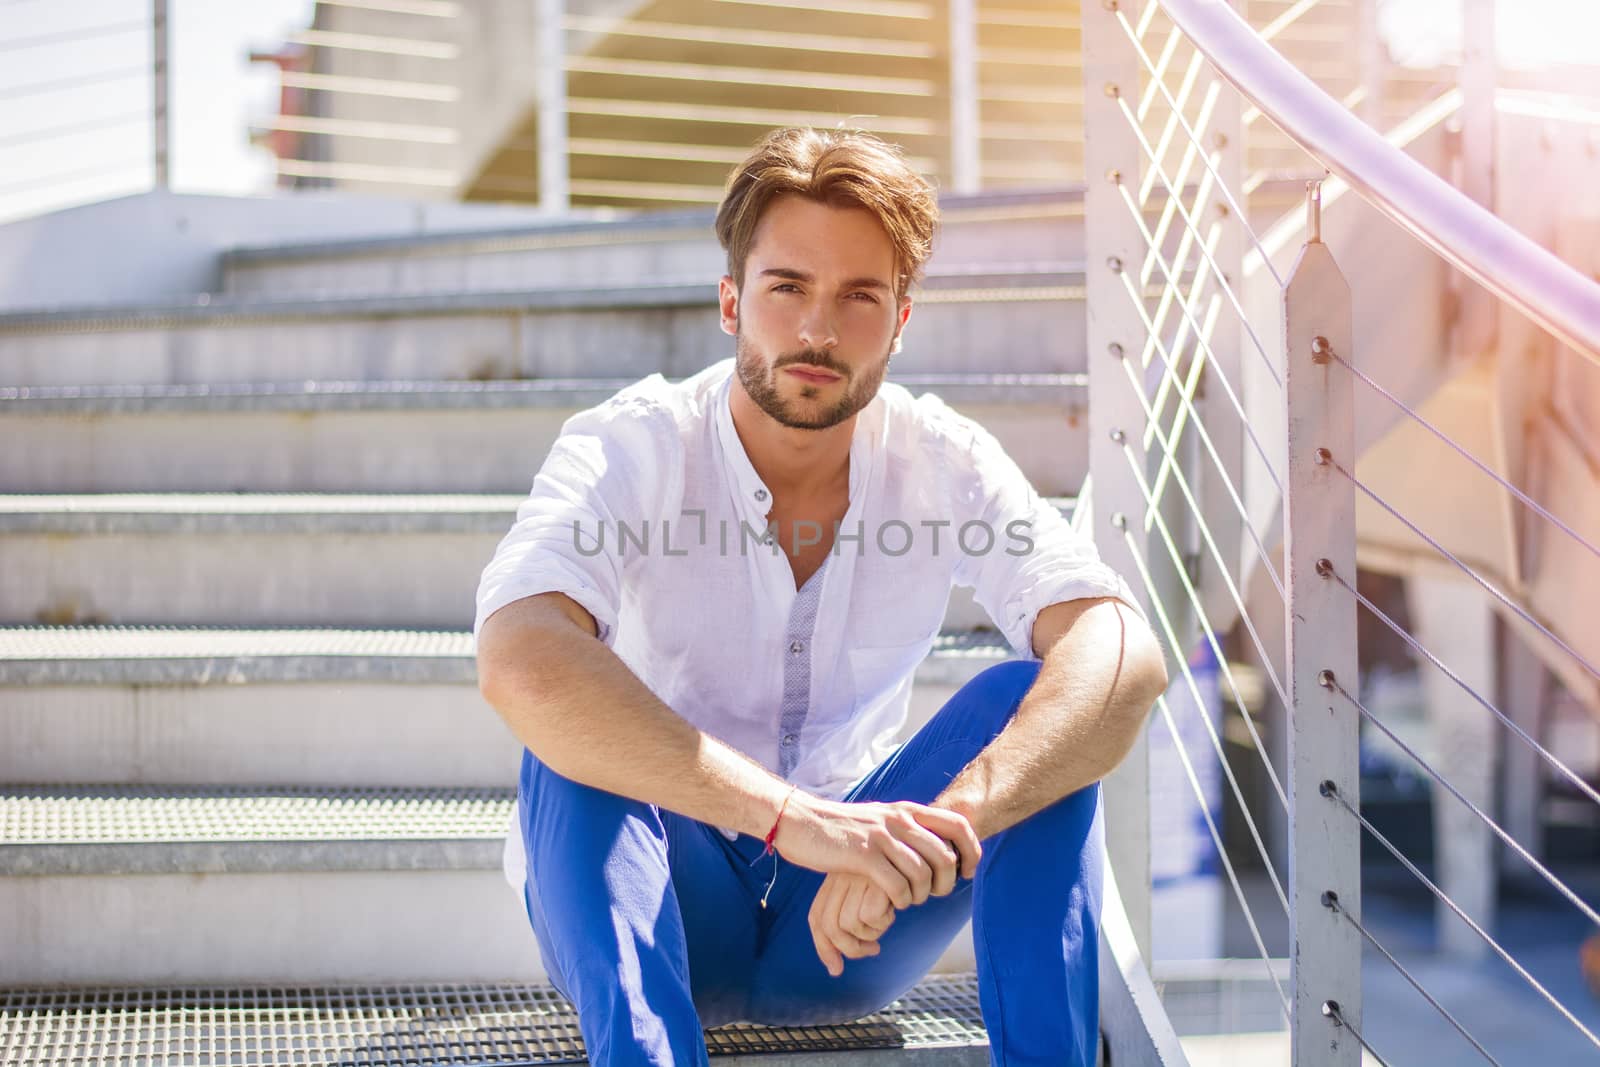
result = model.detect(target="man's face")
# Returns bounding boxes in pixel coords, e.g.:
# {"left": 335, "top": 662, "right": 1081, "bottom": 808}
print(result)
{"left": 719, "top": 195, "right": 912, "bottom": 431}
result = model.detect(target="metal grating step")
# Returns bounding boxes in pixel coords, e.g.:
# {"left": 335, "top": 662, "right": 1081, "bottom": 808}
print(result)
{"left": 0, "top": 494, "right": 525, "bottom": 535}
{"left": 0, "top": 626, "right": 1013, "bottom": 687}
{"left": 0, "top": 784, "right": 513, "bottom": 876}
{"left": 0, "top": 975, "right": 988, "bottom": 1065}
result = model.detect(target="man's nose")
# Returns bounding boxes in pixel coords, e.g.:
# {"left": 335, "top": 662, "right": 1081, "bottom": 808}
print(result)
{"left": 796, "top": 302, "right": 839, "bottom": 351}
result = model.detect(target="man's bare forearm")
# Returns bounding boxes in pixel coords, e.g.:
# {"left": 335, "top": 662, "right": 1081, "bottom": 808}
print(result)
{"left": 477, "top": 594, "right": 793, "bottom": 840}
{"left": 931, "top": 598, "right": 1166, "bottom": 840}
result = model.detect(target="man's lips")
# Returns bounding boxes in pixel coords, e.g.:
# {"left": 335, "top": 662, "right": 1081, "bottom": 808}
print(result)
{"left": 783, "top": 366, "right": 842, "bottom": 384}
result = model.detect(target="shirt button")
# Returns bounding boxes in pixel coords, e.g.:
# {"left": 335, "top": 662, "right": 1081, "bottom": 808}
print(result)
{"left": 782, "top": 734, "right": 797, "bottom": 746}
{"left": 789, "top": 640, "right": 804, "bottom": 655}
{"left": 754, "top": 488, "right": 769, "bottom": 502}
{"left": 761, "top": 533, "right": 775, "bottom": 546}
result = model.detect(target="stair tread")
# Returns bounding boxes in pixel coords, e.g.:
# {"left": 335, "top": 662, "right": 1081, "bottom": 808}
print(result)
{"left": 0, "top": 973, "right": 988, "bottom": 1063}
{"left": 0, "top": 270, "right": 1084, "bottom": 329}
{"left": 217, "top": 183, "right": 1081, "bottom": 265}
{"left": 0, "top": 783, "right": 514, "bottom": 875}
{"left": 0, "top": 492, "right": 1074, "bottom": 534}
{"left": 0, "top": 373, "right": 1087, "bottom": 413}
{"left": 0, "top": 625, "right": 1012, "bottom": 687}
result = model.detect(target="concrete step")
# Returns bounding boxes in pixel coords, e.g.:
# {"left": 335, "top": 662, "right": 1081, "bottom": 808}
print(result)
{"left": 0, "top": 272, "right": 1086, "bottom": 389}
{"left": 0, "top": 782, "right": 540, "bottom": 985}
{"left": 0, "top": 375, "right": 1088, "bottom": 495}
{"left": 219, "top": 188, "right": 1085, "bottom": 301}
{"left": 0, "top": 626, "right": 1012, "bottom": 787}
{"left": 0, "top": 494, "right": 1067, "bottom": 629}
{"left": 0, "top": 770, "right": 990, "bottom": 986}
{"left": 0, "top": 973, "right": 989, "bottom": 1063}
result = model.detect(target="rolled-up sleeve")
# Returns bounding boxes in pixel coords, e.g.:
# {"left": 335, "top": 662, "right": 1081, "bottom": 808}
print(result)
{"left": 473, "top": 387, "right": 676, "bottom": 647}
{"left": 949, "top": 416, "right": 1140, "bottom": 659}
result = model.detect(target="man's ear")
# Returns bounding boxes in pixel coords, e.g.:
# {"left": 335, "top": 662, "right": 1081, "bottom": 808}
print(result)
{"left": 890, "top": 297, "right": 913, "bottom": 355}
{"left": 718, "top": 275, "right": 740, "bottom": 337}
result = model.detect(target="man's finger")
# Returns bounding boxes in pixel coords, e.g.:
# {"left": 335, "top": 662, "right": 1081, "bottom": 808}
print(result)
{"left": 908, "top": 806, "right": 983, "bottom": 880}
{"left": 838, "top": 878, "right": 876, "bottom": 942}
{"left": 810, "top": 878, "right": 846, "bottom": 977}
{"left": 860, "top": 887, "right": 896, "bottom": 935}
{"left": 879, "top": 835, "right": 933, "bottom": 906}
{"left": 865, "top": 855, "right": 916, "bottom": 910}
{"left": 893, "top": 820, "right": 960, "bottom": 898}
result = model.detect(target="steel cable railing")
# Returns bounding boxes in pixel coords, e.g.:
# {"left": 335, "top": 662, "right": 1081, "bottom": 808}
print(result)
{"left": 1327, "top": 454, "right": 1600, "bottom": 688}
{"left": 1324, "top": 663, "right": 1600, "bottom": 930}
{"left": 1116, "top": 434, "right": 1292, "bottom": 880}
{"left": 1113, "top": 351, "right": 1292, "bottom": 722}
{"left": 1321, "top": 890, "right": 1502, "bottom": 1066}
{"left": 1327, "top": 567, "right": 1600, "bottom": 811}
{"left": 1330, "top": 352, "right": 1600, "bottom": 567}
{"left": 1118, "top": 522, "right": 1293, "bottom": 1021}
{"left": 1089, "top": 2, "right": 1600, "bottom": 1062}
{"left": 1323, "top": 780, "right": 1600, "bottom": 1054}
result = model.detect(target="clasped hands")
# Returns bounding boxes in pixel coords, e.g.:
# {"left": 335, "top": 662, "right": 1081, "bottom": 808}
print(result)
{"left": 772, "top": 795, "right": 983, "bottom": 978}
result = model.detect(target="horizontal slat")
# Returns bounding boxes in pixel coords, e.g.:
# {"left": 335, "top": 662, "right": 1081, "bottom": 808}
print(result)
{"left": 563, "top": 56, "right": 934, "bottom": 96}
{"left": 250, "top": 114, "right": 457, "bottom": 145}
{"left": 277, "top": 70, "right": 460, "bottom": 102}
{"left": 563, "top": 15, "right": 934, "bottom": 59}
{"left": 290, "top": 28, "right": 458, "bottom": 60}
{"left": 711, "top": 0, "right": 933, "bottom": 20}
{"left": 563, "top": 95, "right": 939, "bottom": 135}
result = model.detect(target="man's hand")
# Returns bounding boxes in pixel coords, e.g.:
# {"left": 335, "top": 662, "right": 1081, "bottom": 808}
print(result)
{"left": 809, "top": 872, "right": 896, "bottom": 976}
{"left": 798, "top": 803, "right": 982, "bottom": 977}
{"left": 774, "top": 795, "right": 981, "bottom": 910}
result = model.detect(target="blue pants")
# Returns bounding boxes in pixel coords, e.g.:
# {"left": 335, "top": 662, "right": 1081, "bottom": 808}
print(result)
{"left": 516, "top": 660, "right": 1104, "bottom": 1066}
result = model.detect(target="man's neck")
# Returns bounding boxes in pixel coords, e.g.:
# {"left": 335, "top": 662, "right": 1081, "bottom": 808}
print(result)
{"left": 728, "top": 379, "right": 853, "bottom": 499}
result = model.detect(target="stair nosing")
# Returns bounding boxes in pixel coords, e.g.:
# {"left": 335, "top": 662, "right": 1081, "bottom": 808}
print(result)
{"left": 0, "top": 625, "right": 1012, "bottom": 687}
{"left": 220, "top": 185, "right": 1085, "bottom": 266}
{"left": 0, "top": 373, "right": 1089, "bottom": 414}
{"left": 0, "top": 270, "right": 1086, "bottom": 331}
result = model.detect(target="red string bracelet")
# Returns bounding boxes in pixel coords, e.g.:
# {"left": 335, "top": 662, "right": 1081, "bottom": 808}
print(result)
{"left": 762, "top": 785, "right": 797, "bottom": 857}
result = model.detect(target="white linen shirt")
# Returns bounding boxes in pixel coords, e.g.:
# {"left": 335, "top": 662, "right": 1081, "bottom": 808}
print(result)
{"left": 475, "top": 358, "right": 1137, "bottom": 891}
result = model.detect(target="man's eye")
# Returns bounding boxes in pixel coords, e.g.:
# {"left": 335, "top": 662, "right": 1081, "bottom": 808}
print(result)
{"left": 849, "top": 292, "right": 879, "bottom": 303}
{"left": 772, "top": 283, "right": 800, "bottom": 293}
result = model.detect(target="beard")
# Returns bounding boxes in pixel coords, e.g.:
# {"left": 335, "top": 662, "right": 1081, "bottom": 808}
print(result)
{"left": 734, "top": 329, "right": 891, "bottom": 431}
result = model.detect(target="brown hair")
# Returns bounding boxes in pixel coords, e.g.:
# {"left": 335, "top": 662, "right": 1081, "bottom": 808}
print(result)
{"left": 714, "top": 127, "right": 939, "bottom": 300}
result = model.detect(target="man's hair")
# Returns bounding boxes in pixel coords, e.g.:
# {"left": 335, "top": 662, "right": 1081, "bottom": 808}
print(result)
{"left": 714, "top": 127, "right": 939, "bottom": 300}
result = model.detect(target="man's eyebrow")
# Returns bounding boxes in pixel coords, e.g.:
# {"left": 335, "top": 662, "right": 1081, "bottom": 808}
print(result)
{"left": 756, "top": 267, "right": 892, "bottom": 291}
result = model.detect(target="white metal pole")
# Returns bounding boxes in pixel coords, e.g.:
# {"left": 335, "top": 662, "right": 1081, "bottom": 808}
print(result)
{"left": 1084, "top": 0, "right": 1154, "bottom": 961}
{"left": 948, "top": 0, "right": 980, "bottom": 194}
{"left": 1454, "top": 0, "right": 1498, "bottom": 359}
{"left": 536, "top": 0, "right": 570, "bottom": 212}
{"left": 152, "top": 0, "right": 170, "bottom": 190}
{"left": 1283, "top": 183, "right": 1361, "bottom": 1066}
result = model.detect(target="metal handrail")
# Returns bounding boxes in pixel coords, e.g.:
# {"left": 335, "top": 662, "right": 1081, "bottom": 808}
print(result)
{"left": 1155, "top": 0, "right": 1600, "bottom": 363}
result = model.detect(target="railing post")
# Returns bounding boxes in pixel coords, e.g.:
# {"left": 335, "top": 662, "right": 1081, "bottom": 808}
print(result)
{"left": 152, "top": 0, "right": 171, "bottom": 190}
{"left": 1083, "top": 0, "right": 1154, "bottom": 960}
{"left": 535, "top": 0, "right": 570, "bottom": 212}
{"left": 1283, "top": 183, "right": 1361, "bottom": 1066}
{"left": 948, "top": 0, "right": 980, "bottom": 194}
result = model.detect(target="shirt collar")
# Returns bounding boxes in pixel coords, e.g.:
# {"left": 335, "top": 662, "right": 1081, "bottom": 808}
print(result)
{"left": 713, "top": 360, "right": 880, "bottom": 524}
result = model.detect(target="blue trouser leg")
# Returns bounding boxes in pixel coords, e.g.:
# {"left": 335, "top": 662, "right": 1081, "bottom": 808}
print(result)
{"left": 516, "top": 659, "right": 1103, "bottom": 1067}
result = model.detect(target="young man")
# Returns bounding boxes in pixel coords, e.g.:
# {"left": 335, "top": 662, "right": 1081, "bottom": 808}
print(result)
{"left": 474, "top": 127, "right": 1167, "bottom": 1066}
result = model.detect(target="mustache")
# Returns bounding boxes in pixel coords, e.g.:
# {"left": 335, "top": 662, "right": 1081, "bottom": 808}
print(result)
{"left": 773, "top": 350, "right": 851, "bottom": 378}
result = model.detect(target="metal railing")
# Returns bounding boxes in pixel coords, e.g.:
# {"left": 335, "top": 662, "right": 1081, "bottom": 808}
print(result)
{"left": 1084, "top": 0, "right": 1600, "bottom": 1063}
